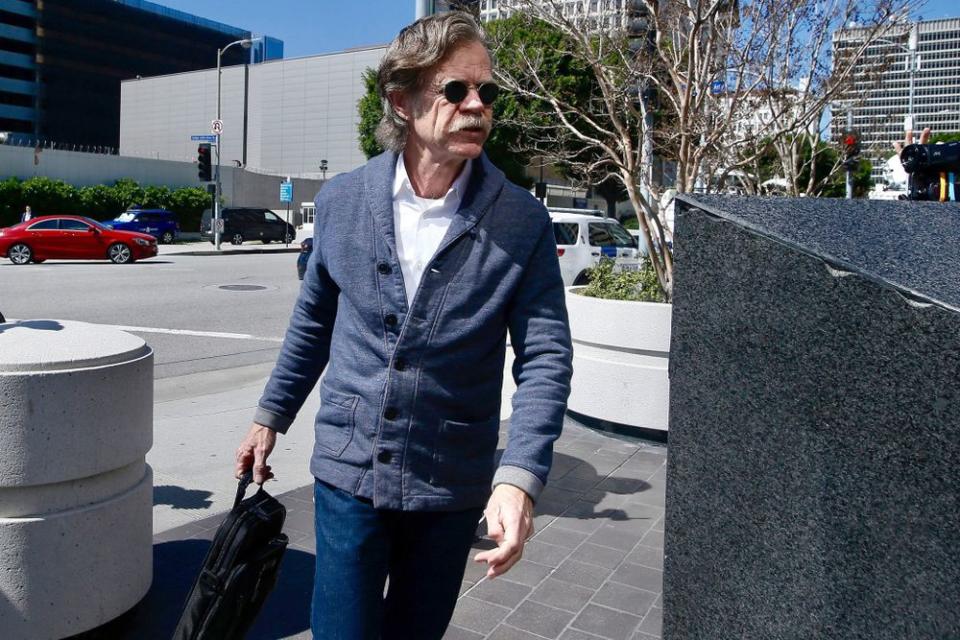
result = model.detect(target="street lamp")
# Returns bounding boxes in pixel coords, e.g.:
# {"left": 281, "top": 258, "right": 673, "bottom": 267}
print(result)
{"left": 875, "top": 25, "right": 920, "bottom": 133}
{"left": 319, "top": 159, "right": 328, "bottom": 181}
{"left": 214, "top": 37, "right": 259, "bottom": 250}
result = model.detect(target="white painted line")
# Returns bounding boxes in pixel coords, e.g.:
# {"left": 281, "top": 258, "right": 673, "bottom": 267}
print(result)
{"left": 3, "top": 319, "right": 283, "bottom": 343}
{"left": 112, "top": 324, "right": 284, "bottom": 343}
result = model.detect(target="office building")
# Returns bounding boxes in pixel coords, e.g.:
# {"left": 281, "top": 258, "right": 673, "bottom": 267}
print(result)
{"left": 0, "top": 0, "right": 281, "bottom": 150}
{"left": 120, "top": 45, "right": 387, "bottom": 180}
{"left": 833, "top": 17, "right": 960, "bottom": 182}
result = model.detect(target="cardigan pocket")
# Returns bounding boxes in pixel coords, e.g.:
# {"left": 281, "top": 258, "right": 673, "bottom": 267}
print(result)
{"left": 315, "top": 384, "right": 358, "bottom": 457}
{"left": 431, "top": 416, "right": 500, "bottom": 487}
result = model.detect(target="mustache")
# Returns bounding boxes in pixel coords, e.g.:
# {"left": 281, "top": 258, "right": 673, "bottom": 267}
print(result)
{"left": 449, "top": 116, "right": 491, "bottom": 133}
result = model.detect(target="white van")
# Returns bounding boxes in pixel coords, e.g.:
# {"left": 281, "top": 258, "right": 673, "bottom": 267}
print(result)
{"left": 549, "top": 210, "right": 642, "bottom": 286}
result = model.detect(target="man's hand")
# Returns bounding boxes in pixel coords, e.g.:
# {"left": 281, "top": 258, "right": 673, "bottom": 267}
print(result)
{"left": 894, "top": 127, "right": 931, "bottom": 154}
{"left": 235, "top": 423, "right": 277, "bottom": 484}
{"left": 474, "top": 484, "right": 534, "bottom": 579}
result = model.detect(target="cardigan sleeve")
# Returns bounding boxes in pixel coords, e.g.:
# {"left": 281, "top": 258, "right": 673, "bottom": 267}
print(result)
{"left": 254, "top": 196, "right": 340, "bottom": 434}
{"left": 496, "top": 217, "right": 574, "bottom": 500}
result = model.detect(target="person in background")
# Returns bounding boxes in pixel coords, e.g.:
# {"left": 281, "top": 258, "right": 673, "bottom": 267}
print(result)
{"left": 21, "top": 206, "right": 32, "bottom": 222}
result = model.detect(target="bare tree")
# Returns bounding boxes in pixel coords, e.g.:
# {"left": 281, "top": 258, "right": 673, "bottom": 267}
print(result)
{"left": 490, "top": 0, "right": 914, "bottom": 300}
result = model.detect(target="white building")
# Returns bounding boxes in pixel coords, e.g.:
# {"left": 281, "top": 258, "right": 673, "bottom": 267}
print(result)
{"left": 120, "top": 46, "right": 386, "bottom": 180}
{"left": 833, "top": 17, "right": 960, "bottom": 182}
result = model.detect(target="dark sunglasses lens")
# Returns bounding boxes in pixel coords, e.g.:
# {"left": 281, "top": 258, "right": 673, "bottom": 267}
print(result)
{"left": 443, "top": 81, "right": 469, "bottom": 103}
{"left": 478, "top": 83, "right": 500, "bottom": 105}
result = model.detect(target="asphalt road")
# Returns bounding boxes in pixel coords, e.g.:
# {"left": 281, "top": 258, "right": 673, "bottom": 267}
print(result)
{"left": 1, "top": 252, "right": 301, "bottom": 378}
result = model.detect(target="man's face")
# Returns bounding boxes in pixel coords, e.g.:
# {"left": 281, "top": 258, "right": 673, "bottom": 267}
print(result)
{"left": 401, "top": 40, "right": 495, "bottom": 163}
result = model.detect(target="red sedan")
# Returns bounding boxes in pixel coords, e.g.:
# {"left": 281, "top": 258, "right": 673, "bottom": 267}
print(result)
{"left": 0, "top": 215, "right": 158, "bottom": 264}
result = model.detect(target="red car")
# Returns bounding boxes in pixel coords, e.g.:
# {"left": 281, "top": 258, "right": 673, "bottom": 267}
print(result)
{"left": 0, "top": 215, "right": 158, "bottom": 264}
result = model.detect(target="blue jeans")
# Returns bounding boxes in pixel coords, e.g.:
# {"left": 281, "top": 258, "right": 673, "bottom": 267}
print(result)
{"left": 311, "top": 479, "right": 483, "bottom": 639}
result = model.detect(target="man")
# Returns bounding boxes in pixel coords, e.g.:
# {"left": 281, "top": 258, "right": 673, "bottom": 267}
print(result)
{"left": 235, "top": 12, "right": 572, "bottom": 639}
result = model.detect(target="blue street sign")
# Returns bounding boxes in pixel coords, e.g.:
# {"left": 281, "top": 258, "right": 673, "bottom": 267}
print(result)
{"left": 710, "top": 80, "right": 725, "bottom": 95}
{"left": 191, "top": 134, "right": 216, "bottom": 142}
{"left": 280, "top": 181, "right": 293, "bottom": 203}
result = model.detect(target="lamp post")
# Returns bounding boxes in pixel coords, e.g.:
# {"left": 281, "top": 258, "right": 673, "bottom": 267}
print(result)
{"left": 215, "top": 37, "right": 258, "bottom": 250}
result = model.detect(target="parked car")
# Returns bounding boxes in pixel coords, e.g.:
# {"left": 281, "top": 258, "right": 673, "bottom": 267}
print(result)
{"left": 549, "top": 210, "right": 641, "bottom": 286}
{"left": 104, "top": 208, "right": 180, "bottom": 243}
{"left": 201, "top": 208, "right": 295, "bottom": 245}
{"left": 0, "top": 215, "right": 158, "bottom": 264}
{"left": 297, "top": 237, "right": 313, "bottom": 280}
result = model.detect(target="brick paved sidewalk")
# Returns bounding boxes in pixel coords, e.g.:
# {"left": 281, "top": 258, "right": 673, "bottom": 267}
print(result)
{"left": 74, "top": 417, "right": 665, "bottom": 640}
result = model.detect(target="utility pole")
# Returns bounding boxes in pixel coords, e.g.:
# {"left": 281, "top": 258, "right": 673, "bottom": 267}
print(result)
{"left": 845, "top": 110, "right": 854, "bottom": 200}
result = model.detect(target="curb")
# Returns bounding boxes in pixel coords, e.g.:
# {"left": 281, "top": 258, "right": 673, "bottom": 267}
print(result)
{"left": 161, "top": 247, "right": 301, "bottom": 257}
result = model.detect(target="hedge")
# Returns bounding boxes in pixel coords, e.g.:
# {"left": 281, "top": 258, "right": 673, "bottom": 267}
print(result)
{"left": 0, "top": 177, "right": 212, "bottom": 232}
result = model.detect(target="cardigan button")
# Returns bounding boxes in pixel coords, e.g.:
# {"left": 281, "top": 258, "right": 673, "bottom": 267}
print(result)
{"left": 377, "top": 451, "right": 392, "bottom": 464}
{"left": 384, "top": 407, "right": 398, "bottom": 420}
{"left": 394, "top": 359, "right": 406, "bottom": 371}
{"left": 384, "top": 314, "right": 398, "bottom": 327}
{"left": 377, "top": 262, "right": 392, "bottom": 275}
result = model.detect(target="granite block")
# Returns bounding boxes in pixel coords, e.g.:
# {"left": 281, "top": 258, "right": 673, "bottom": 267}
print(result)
{"left": 663, "top": 196, "right": 960, "bottom": 639}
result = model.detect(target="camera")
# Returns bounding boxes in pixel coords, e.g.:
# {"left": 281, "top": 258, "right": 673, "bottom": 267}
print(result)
{"left": 899, "top": 142, "right": 960, "bottom": 201}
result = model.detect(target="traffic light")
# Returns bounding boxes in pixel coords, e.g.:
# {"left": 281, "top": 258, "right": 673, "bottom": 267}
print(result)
{"left": 197, "top": 143, "right": 212, "bottom": 182}
{"left": 842, "top": 130, "right": 861, "bottom": 161}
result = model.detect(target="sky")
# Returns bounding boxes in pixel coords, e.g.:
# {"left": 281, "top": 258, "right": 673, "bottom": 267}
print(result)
{"left": 156, "top": 0, "right": 958, "bottom": 59}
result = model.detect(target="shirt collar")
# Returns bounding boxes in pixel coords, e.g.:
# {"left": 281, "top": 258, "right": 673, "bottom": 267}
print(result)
{"left": 393, "top": 153, "right": 473, "bottom": 202}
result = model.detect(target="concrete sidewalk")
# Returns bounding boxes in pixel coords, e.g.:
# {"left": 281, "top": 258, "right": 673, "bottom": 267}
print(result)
{"left": 74, "top": 357, "right": 666, "bottom": 640}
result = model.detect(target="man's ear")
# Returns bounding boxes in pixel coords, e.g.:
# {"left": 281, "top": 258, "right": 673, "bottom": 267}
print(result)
{"left": 388, "top": 91, "right": 410, "bottom": 122}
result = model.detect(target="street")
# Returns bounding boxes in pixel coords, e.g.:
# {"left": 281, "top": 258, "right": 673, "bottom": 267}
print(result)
{"left": 1, "top": 252, "right": 298, "bottom": 379}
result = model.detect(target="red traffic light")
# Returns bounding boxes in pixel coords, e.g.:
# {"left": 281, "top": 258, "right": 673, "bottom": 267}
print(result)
{"left": 197, "top": 143, "right": 212, "bottom": 182}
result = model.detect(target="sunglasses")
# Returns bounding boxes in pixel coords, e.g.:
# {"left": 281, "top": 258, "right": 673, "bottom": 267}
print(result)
{"left": 440, "top": 80, "right": 500, "bottom": 106}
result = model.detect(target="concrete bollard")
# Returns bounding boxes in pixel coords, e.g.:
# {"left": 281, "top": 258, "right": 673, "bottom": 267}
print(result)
{"left": 0, "top": 319, "right": 154, "bottom": 640}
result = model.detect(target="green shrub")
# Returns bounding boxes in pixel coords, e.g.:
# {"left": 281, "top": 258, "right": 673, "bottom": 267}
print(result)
{"left": 579, "top": 257, "right": 666, "bottom": 303}
{"left": 168, "top": 186, "right": 212, "bottom": 232}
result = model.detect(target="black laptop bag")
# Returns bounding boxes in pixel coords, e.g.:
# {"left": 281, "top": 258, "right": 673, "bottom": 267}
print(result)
{"left": 172, "top": 472, "right": 289, "bottom": 640}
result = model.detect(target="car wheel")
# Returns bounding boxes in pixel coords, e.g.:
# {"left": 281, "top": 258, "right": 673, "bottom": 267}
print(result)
{"left": 230, "top": 233, "right": 244, "bottom": 245}
{"left": 160, "top": 231, "right": 174, "bottom": 244}
{"left": 573, "top": 271, "right": 591, "bottom": 286}
{"left": 9, "top": 243, "right": 32, "bottom": 265}
{"left": 283, "top": 233, "right": 294, "bottom": 243}
{"left": 108, "top": 242, "right": 133, "bottom": 264}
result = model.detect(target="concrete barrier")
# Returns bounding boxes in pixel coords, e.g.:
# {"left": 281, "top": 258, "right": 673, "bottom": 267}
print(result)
{"left": 565, "top": 288, "right": 671, "bottom": 432}
{"left": 0, "top": 320, "right": 154, "bottom": 639}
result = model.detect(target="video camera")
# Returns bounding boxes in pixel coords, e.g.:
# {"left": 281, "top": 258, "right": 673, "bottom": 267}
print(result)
{"left": 899, "top": 142, "right": 960, "bottom": 201}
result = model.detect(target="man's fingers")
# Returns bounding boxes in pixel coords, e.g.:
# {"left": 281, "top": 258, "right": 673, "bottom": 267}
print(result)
{"left": 919, "top": 127, "right": 931, "bottom": 144}
{"left": 484, "top": 506, "right": 505, "bottom": 542}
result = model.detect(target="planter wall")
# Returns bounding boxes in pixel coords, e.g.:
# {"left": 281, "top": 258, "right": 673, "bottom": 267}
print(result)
{"left": 565, "top": 287, "right": 671, "bottom": 431}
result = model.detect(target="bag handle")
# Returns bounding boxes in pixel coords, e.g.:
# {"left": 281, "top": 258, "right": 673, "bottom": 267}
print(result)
{"left": 234, "top": 471, "right": 255, "bottom": 509}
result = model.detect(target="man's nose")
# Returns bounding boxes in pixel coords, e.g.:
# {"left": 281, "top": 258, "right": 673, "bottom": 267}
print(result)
{"left": 458, "top": 88, "right": 485, "bottom": 112}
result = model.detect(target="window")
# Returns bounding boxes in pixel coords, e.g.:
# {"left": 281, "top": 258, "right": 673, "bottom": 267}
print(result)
{"left": 588, "top": 222, "right": 635, "bottom": 247}
{"left": 553, "top": 222, "right": 579, "bottom": 245}
{"left": 60, "top": 219, "right": 91, "bottom": 231}
{"left": 301, "top": 205, "right": 316, "bottom": 225}
{"left": 27, "top": 219, "right": 59, "bottom": 230}
{"left": 115, "top": 212, "right": 136, "bottom": 222}
{"left": 264, "top": 211, "right": 281, "bottom": 222}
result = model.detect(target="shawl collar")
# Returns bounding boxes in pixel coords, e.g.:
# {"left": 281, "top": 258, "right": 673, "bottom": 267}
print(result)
{"left": 363, "top": 150, "right": 506, "bottom": 258}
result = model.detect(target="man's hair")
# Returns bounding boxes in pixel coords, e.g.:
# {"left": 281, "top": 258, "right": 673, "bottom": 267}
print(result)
{"left": 375, "top": 11, "right": 488, "bottom": 153}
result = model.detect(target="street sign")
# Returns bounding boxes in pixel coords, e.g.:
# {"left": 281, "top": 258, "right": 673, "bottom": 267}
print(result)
{"left": 212, "top": 119, "right": 224, "bottom": 135}
{"left": 191, "top": 134, "right": 216, "bottom": 142}
{"left": 280, "top": 181, "right": 293, "bottom": 203}
{"left": 710, "top": 80, "right": 725, "bottom": 95}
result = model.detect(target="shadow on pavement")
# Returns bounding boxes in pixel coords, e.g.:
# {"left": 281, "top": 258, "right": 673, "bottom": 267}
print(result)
{"left": 67, "top": 540, "right": 315, "bottom": 640}
{"left": 153, "top": 485, "right": 214, "bottom": 510}
{"left": 0, "top": 319, "right": 65, "bottom": 334}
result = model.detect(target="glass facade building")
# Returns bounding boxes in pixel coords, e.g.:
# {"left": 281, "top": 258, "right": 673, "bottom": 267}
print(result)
{"left": 0, "top": 0, "right": 282, "bottom": 149}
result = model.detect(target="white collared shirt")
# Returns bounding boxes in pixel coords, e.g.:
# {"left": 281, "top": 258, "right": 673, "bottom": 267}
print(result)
{"left": 392, "top": 154, "right": 472, "bottom": 304}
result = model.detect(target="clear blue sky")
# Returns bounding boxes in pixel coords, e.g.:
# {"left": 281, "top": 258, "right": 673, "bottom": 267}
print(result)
{"left": 155, "top": 1, "right": 417, "bottom": 58}
{"left": 156, "top": 0, "right": 958, "bottom": 59}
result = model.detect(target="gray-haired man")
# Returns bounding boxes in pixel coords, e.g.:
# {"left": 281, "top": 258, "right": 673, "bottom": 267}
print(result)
{"left": 235, "top": 12, "right": 572, "bottom": 638}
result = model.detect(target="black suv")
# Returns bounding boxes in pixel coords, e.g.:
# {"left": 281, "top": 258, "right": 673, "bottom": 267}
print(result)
{"left": 201, "top": 208, "right": 295, "bottom": 245}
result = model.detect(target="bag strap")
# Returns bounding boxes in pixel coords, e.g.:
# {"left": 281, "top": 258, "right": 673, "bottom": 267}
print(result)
{"left": 234, "top": 471, "right": 254, "bottom": 509}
